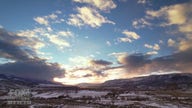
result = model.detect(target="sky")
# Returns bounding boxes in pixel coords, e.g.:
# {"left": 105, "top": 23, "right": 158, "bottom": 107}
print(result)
{"left": 0, "top": 0, "right": 192, "bottom": 85}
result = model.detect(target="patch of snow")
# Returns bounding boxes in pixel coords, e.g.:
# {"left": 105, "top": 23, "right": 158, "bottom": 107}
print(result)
{"left": 33, "top": 92, "right": 64, "bottom": 99}
{"left": 68, "top": 90, "right": 108, "bottom": 98}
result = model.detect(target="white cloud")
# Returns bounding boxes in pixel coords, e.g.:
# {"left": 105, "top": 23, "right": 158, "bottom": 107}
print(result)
{"left": 144, "top": 44, "right": 153, "bottom": 49}
{"left": 49, "top": 36, "right": 70, "bottom": 49}
{"left": 137, "top": 0, "right": 147, "bottom": 4}
{"left": 132, "top": 18, "right": 151, "bottom": 29}
{"left": 152, "top": 44, "right": 160, "bottom": 50}
{"left": 146, "top": 51, "right": 158, "bottom": 55}
{"left": 168, "top": 38, "right": 176, "bottom": 47}
{"left": 48, "top": 13, "right": 58, "bottom": 20}
{"left": 146, "top": 2, "right": 192, "bottom": 51}
{"left": 55, "top": 10, "right": 62, "bottom": 14}
{"left": 17, "top": 27, "right": 73, "bottom": 50}
{"left": 178, "top": 38, "right": 192, "bottom": 51}
{"left": 118, "top": 37, "right": 132, "bottom": 43}
{"left": 144, "top": 43, "right": 160, "bottom": 50}
{"left": 146, "top": 3, "right": 192, "bottom": 27}
{"left": 13, "top": 34, "right": 45, "bottom": 51}
{"left": 69, "top": 56, "right": 92, "bottom": 67}
{"left": 33, "top": 10, "right": 65, "bottom": 26}
{"left": 34, "top": 17, "right": 49, "bottom": 26}
{"left": 118, "top": 30, "right": 140, "bottom": 43}
{"left": 73, "top": 0, "right": 116, "bottom": 11}
{"left": 109, "top": 52, "right": 128, "bottom": 57}
{"left": 106, "top": 41, "right": 111, "bottom": 46}
{"left": 67, "top": 7, "right": 115, "bottom": 28}
{"left": 58, "top": 30, "right": 73, "bottom": 37}
{"left": 178, "top": 19, "right": 192, "bottom": 33}
{"left": 122, "top": 30, "right": 140, "bottom": 40}
{"left": 109, "top": 52, "right": 128, "bottom": 64}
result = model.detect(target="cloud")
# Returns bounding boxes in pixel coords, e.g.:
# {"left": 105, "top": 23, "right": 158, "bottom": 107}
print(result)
{"left": 178, "top": 37, "right": 192, "bottom": 51}
{"left": 0, "top": 28, "right": 44, "bottom": 61}
{"left": 146, "top": 2, "right": 192, "bottom": 51}
{"left": 152, "top": 49, "right": 192, "bottom": 73}
{"left": 118, "top": 30, "right": 140, "bottom": 43}
{"left": 106, "top": 41, "right": 111, "bottom": 46}
{"left": 109, "top": 52, "right": 128, "bottom": 63}
{"left": 49, "top": 36, "right": 70, "bottom": 49}
{"left": 67, "top": 7, "right": 115, "bottom": 28}
{"left": 118, "top": 53, "right": 151, "bottom": 68}
{"left": 146, "top": 3, "right": 191, "bottom": 26}
{"left": 178, "top": 19, "right": 192, "bottom": 33}
{"left": 58, "top": 30, "right": 73, "bottom": 37}
{"left": 0, "top": 60, "right": 64, "bottom": 81}
{"left": 56, "top": 48, "right": 192, "bottom": 84}
{"left": 33, "top": 11, "right": 64, "bottom": 26}
{"left": 54, "top": 58, "right": 123, "bottom": 84}
{"left": 0, "top": 28, "right": 65, "bottom": 81}
{"left": 144, "top": 43, "right": 160, "bottom": 50}
{"left": 146, "top": 51, "right": 158, "bottom": 55}
{"left": 132, "top": 18, "right": 151, "bottom": 29}
{"left": 168, "top": 38, "right": 176, "bottom": 47}
{"left": 34, "top": 17, "right": 49, "bottom": 26}
{"left": 109, "top": 52, "right": 128, "bottom": 57}
{"left": 137, "top": 0, "right": 147, "bottom": 4}
{"left": 67, "top": 57, "right": 113, "bottom": 77}
{"left": 17, "top": 26, "right": 73, "bottom": 50}
{"left": 69, "top": 56, "right": 92, "bottom": 67}
{"left": 115, "top": 49, "right": 192, "bottom": 74}
{"left": 73, "top": 0, "right": 116, "bottom": 11}
{"left": 90, "top": 59, "right": 112, "bottom": 66}
{"left": 146, "top": 2, "right": 192, "bottom": 32}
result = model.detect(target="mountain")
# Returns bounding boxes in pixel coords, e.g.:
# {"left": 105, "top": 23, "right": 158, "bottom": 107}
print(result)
{"left": 0, "top": 74, "right": 78, "bottom": 90}
{"left": 77, "top": 83, "right": 100, "bottom": 88}
{"left": 1, "top": 73, "right": 192, "bottom": 91}
{"left": 100, "top": 73, "right": 192, "bottom": 90}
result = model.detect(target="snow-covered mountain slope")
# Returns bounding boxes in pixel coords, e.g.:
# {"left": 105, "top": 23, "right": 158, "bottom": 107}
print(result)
{"left": 0, "top": 74, "right": 78, "bottom": 90}
{"left": 100, "top": 73, "right": 192, "bottom": 90}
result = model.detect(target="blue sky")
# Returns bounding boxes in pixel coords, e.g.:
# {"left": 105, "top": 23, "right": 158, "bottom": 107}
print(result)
{"left": 0, "top": 0, "right": 192, "bottom": 84}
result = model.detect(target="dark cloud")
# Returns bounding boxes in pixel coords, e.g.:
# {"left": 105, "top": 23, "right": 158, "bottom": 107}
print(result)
{"left": 68, "top": 67, "right": 106, "bottom": 77}
{"left": 0, "top": 29, "right": 34, "bottom": 61}
{"left": 90, "top": 59, "right": 112, "bottom": 66}
{"left": 0, "top": 28, "right": 65, "bottom": 81}
{"left": 67, "top": 59, "right": 113, "bottom": 78}
{"left": 118, "top": 53, "right": 151, "bottom": 68}
{"left": 118, "top": 50, "right": 192, "bottom": 74}
{"left": 152, "top": 49, "right": 192, "bottom": 73}
{"left": 0, "top": 60, "right": 64, "bottom": 81}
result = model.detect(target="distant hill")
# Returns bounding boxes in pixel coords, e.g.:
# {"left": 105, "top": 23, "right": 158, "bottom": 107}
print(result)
{"left": 0, "top": 74, "right": 79, "bottom": 90}
{"left": 1, "top": 73, "right": 192, "bottom": 91}
{"left": 100, "top": 73, "right": 192, "bottom": 90}
{"left": 77, "top": 83, "right": 100, "bottom": 88}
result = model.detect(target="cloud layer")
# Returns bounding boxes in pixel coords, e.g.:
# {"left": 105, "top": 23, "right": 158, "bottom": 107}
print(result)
{"left": 68, "top": 7, "right": 115, "bottom": 28}
{"left": 0, "top": 28, "right": 65, "bottom": 81}
{"left": 73, "top": 0, "right": 116, "bottom": 11}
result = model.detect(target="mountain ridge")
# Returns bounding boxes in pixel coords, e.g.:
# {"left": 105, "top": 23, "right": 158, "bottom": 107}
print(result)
{"left": 100, "top": 73, "right": 192, "bottom": 90}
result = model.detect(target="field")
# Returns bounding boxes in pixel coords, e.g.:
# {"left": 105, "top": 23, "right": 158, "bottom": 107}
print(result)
{"left": 0, "top": 88, "right": 192, "bottom": 108}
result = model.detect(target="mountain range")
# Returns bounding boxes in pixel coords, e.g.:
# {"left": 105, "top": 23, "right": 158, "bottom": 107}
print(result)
{"left": 100, "top": 73, "right": 192, "bottom": 90}
{"left": 0, "top": 73, "right": 192, "bottom": 90}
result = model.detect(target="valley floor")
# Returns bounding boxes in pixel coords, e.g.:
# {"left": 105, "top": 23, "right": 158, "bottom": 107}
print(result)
{"left": 0, "top": 89, "right": 192, "bottom": 108}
